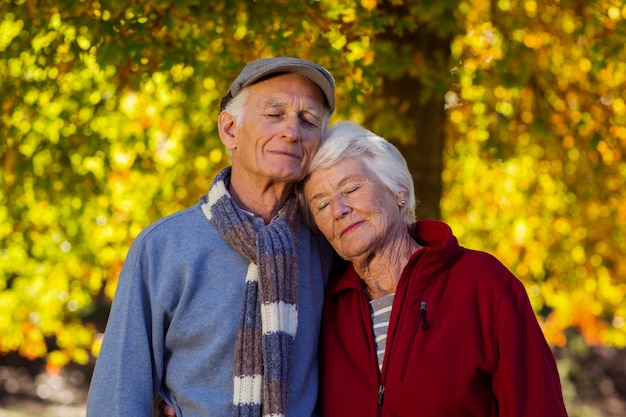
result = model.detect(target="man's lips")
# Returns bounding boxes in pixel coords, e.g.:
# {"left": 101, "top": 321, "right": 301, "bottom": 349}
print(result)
{"left": 269, "top": 149, "right": 301, "bottom": 159}
{"left": 340, "top": 220, "right": 364, "bottom": 237}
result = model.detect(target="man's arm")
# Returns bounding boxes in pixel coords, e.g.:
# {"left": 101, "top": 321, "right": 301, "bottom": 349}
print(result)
{"left": 87, "top": 239, "right": 164, "bottom": 416}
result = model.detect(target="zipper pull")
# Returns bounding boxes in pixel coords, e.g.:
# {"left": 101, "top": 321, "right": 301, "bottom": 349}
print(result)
{"left": 378, "top": 384, "right": 385, "bottom": 405}
{"left": 420, "top": 301, "right": 428, "bottom": 330}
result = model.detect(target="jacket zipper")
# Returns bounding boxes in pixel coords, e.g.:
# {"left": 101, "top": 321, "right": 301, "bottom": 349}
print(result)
{"left": 365, "top": 290, "right": 386, "bottom": 415}
{"left": 378, "top": 384, "right": 385, "bottom": 405}
{"left": 399, "top": 300, "right": 428, "bottom": 381}
{"left": 376, "top": 322, "right": 385, "bottom": 414}
{"left": 377, "top": 384, "right": 385, "bottom": 417}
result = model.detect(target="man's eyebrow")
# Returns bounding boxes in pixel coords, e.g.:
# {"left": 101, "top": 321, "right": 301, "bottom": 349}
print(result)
{"left": 260, "top": 99, "right": 286, "bottom": 109}
{"left": 259, "top": 99, "right": 322, "bottom": 118}
{"left": 302, "top": 107, "right": 322, "bottom": 119}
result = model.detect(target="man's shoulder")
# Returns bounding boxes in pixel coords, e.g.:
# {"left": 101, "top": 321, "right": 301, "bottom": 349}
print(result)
{"left": 298, "top": 223, "right": 332, "bottom": 252}
{"left": 131, "top": 202, "right": 219, "bottom": 249}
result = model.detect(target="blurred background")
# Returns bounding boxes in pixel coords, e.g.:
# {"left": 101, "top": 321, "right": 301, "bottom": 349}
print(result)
{"left": 1, "top": 0, "right": 625, "bottom": 415}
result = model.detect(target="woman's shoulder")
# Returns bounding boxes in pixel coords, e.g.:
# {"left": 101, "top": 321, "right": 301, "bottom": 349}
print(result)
{"left": 453, "top": 247, "right": 520, "bottom": 291}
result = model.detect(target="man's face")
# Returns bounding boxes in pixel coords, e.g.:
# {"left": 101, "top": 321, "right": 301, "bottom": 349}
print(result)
{"left": 226, "top": 73, "right": 326, "bottom": 186}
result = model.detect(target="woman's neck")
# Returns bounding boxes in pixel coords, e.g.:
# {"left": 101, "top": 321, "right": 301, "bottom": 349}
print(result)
{"left": 353, "top": 231, "right": 422, "bottom": 300}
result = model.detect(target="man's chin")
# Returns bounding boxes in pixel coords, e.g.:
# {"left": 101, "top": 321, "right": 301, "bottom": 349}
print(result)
{"left": 266, "top": 166, "right": 307, "bottom": 183}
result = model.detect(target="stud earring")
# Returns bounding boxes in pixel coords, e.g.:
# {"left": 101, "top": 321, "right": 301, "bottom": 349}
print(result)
{"left": 400, "top": 200, "right": 406, "bottom": 206}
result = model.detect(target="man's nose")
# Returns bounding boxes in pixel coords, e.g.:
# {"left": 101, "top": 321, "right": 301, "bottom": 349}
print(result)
{"left": 281, "top": 115, "right": 302, "bottom": 142}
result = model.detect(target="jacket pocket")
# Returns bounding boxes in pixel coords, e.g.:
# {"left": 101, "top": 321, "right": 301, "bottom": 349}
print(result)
{"left": 399, "top": 300, "right": 427, "bottom": 381}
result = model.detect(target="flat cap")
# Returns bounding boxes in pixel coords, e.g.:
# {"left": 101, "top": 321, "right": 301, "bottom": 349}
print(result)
{"left": 220, "top": 57, "right": 335, "bottom": 114}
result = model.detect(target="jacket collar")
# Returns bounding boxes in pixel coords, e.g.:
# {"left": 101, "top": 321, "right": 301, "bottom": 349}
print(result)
{"left": 326, "top": 220, "right": 461, "bottom": 297}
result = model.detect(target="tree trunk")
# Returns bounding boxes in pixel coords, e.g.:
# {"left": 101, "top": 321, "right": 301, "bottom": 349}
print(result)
{"left": 371, "top": 6, "right": 451, "bottom": 221}
{"left": 387, "top": 77, "right": 446, "bottom": 221}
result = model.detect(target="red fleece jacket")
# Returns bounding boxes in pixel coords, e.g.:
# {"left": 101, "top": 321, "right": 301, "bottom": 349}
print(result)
{"left": 320, "top": 220, "right": 568, "bottom": 417}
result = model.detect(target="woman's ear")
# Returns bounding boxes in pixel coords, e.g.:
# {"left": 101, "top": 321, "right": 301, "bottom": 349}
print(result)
{"left": 397, "top": 189, "right": 409, "bottom": 207}
{"left": 218, "top": 111, "right": 237, "bottom": 150}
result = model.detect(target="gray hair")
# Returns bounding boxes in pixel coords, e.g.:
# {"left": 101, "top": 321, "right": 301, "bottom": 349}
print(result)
{"left": 221, "top": 80, "right": 333, "bottom": 158}
{"left": 298, "top": 120, "right": 418, "bottom": 227}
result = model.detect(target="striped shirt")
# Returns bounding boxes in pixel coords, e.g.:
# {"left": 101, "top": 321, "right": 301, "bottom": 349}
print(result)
{"left": 369, "top": 293, "right": 395, "bottom": 371}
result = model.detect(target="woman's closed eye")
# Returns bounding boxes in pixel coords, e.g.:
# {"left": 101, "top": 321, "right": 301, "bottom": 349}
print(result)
{"left": 342, "top": 182, "right": 364, "bottom": 195}
{"left": 313, "top": 200, "right": 330, "bottom": 213}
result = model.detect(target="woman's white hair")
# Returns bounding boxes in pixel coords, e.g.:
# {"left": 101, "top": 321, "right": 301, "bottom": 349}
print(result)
{"left": 299, "top": 120, "right": 418, "bottom": 227}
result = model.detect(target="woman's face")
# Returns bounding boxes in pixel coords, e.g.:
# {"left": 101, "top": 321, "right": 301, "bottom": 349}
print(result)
{"left": 303, "top": 157, "right": 405, "bottom": 261}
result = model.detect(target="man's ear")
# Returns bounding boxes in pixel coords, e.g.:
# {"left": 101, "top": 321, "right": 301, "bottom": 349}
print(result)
{"left": 218, "top": 111, "right": 237, "bottom": 150}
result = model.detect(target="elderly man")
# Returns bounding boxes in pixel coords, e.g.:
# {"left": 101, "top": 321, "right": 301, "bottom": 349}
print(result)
{"left": 86, "top": 57, "right": 336, "bottom": 417}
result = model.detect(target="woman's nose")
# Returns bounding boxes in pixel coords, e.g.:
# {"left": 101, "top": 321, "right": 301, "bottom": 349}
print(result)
{"left": 332, "top": 197, "right": 351, "bottom": 218}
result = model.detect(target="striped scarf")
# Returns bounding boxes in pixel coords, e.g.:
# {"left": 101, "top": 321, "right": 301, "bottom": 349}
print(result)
{"left": 201, "top": 167, "right": 300, "bottom": 417}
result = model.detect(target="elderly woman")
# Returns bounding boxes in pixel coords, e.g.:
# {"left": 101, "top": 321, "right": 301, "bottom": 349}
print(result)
{"left": 300, "top": 121, "right": 568, "bottom": 417}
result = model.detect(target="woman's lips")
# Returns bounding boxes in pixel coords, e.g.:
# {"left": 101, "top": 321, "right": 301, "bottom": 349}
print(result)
{"left": 340, "top": 220, "right": 364, "bottom": 237}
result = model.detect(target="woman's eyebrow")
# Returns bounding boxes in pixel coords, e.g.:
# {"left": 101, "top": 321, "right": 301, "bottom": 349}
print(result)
{"left": 307, "top": 191, "right": 326, "bottom": 203}
{"left": 307, "top": 174, "right": 365, "bottom": 201}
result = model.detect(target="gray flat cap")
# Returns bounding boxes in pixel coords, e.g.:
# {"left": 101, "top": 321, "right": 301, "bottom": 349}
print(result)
{"left": 220, "top": 57, "right": 335, "bottom": 114}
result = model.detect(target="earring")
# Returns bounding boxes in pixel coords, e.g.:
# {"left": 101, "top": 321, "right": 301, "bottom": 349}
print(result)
{"left": 400, "top": 200, "right": 406, "bottom": 206}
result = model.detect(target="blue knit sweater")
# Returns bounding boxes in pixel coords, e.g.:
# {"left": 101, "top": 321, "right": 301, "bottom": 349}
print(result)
{"left": 87, "top": 200, "right": 333, "bottom": 417}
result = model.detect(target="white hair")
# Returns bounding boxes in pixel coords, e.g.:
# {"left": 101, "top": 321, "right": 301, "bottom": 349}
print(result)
{"left": 299, "top": 120, "right": 418, "bottom": 226}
